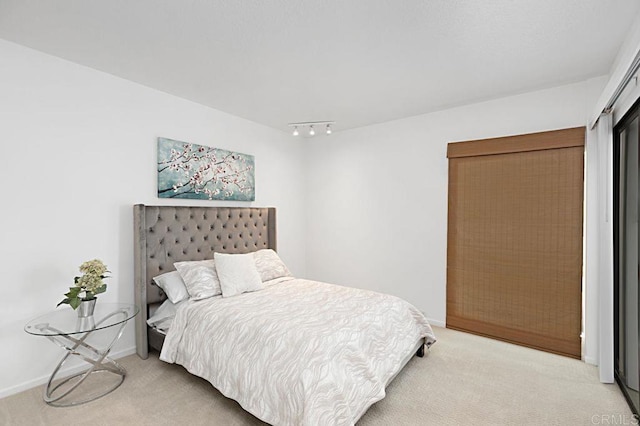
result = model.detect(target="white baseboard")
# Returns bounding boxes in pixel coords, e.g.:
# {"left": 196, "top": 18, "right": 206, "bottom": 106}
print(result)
{"left": 0, "top": 346, "right": 137, "bottom": 400}
{"left": 428, "top": 318, "right": 446, "bottom": 328}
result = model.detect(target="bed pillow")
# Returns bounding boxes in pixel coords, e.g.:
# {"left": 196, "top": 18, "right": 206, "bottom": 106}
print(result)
{"left": 152, "top": 271, "right": 189, "bottom": 304}
{"left": 214, "top": 252, "right": 264, "bottom": 298}
{"left": 253, "top": 249, "right": 293, "bottom": 282}
{"left": 147, "top": 299, "right": 181, "bottom": 333}
{"left": 174, "top": 259, "right": 221, "bottom": 300}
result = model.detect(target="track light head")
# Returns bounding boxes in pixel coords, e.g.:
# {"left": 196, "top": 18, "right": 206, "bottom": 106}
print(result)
{"left": 288, "top": 121, "right": 335, "bottom": 137}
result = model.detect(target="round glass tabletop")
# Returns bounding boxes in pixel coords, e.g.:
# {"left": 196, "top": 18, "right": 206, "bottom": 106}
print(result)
{"left": 25, "top": 303, "right": 139, "bottom": 336}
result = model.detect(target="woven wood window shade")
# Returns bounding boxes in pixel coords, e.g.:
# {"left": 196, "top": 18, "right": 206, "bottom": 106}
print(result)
{"left": 446, "top": 127, "right": 585, "bottom": 359}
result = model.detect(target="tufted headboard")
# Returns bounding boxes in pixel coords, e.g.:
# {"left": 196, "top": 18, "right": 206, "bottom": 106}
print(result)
{"left": 133, "top": 204, "right": 277, "bottom": 359}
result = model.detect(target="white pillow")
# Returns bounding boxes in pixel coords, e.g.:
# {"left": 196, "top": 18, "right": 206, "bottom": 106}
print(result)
{"left": 174, "top": 259, "right": 222, "bottom": 300}
{"left": 214, "top": 252, "right": 264, "bottom": 298}
{"left": 253, "top": 249, "right": 293, "bottom": 282}
{"left": 152, "top": 271, "right": 189, "bottom": 304}
{"left": 147, "top": 299, "right": 181, "bottom": 333}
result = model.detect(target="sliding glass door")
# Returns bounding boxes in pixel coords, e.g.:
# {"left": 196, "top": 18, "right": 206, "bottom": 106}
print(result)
{"left": 615, "top": 99, "right": 640, "bottom": 414}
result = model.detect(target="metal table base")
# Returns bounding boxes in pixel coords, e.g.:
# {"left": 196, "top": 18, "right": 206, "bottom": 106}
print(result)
{"left": 34, "top": 308, "right": 131, "bottom": 407}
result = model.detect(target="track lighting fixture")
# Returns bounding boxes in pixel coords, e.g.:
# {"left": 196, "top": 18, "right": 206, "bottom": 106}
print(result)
{"left": 287, "top": 121, "right": 336, "bottom": 137}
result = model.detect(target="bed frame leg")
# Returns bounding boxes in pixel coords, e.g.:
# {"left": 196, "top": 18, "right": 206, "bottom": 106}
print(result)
{"left": 416, "top": 345, "right": 425, "bottom": 358}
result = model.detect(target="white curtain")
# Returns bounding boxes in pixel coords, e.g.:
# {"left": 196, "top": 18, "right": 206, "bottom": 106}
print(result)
{"left": 586, "top": 113, "right": 614, "bottom": 383}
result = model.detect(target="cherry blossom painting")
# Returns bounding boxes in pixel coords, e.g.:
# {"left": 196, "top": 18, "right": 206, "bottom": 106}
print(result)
{"left": 157, "top": 137, "right": 255, "bottom": 201}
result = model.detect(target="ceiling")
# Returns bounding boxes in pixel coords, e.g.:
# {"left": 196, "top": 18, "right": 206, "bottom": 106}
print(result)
{"left": 1, "top": 1, "right": 639, "bottom": 133}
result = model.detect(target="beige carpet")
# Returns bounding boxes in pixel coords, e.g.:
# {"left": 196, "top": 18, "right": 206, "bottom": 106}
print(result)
{"left": 0, "top": 327, "right": 633, "bottom": 425}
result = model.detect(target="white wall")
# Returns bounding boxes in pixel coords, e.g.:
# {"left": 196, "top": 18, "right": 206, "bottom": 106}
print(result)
{"left": 304, "top": 77, "right": 607, "bottom": 345}
{"left": 0, "top": 39, "right": 306, "bottom": 398}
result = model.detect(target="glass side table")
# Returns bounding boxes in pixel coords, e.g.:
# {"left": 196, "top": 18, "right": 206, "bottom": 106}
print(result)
{"left": 25, "top": 303, "right": 139, "bottom": 407}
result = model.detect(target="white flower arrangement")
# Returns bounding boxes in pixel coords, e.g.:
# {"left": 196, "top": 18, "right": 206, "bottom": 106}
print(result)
{"left": 57, "top": 259, "right": 110, "bottom": 309}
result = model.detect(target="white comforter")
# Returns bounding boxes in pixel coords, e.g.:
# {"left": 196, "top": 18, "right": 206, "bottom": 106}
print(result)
{"left": 160, "top": 278, "right": 436, "bottom": 426}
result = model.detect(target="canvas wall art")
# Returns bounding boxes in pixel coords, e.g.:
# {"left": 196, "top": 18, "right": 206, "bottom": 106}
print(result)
{"left": 157, "top": 137, "right": 255, "bottom": 201}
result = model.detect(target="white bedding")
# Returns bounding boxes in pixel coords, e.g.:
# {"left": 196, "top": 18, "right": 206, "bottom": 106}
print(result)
{"left": 160, "top": 278, "right": 436, "bottom": 426}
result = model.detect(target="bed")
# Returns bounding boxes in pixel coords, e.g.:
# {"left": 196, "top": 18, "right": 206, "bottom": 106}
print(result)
{"left": 133, "top": 204, "right": 436, "bottom": 425}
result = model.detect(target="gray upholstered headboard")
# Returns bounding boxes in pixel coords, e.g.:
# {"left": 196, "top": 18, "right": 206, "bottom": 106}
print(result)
{"left": 133, "top": 205, "right": 277, "bottom": 359}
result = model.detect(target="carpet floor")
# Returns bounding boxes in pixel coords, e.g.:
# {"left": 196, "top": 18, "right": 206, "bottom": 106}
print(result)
{"left": 0, "top": 326, "right": 633, "bottom": 425}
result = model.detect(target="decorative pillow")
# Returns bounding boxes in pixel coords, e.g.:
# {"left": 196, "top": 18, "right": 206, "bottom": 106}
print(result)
{"left": 152, "top": 271, "right": 189, "bottom": 304}
{"left": 174, "top": 259, "right": 221, "bottom": 300}
{"left": 253, "top": 249, "right": 293, "bottom": 282}
{"left": 214, "top": 252, "right": 264, "bottom": 298}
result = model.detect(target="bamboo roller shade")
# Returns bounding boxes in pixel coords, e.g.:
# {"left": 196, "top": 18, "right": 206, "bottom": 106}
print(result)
{"left": 446, "top": 127, "right": 585, "bottom": 358}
